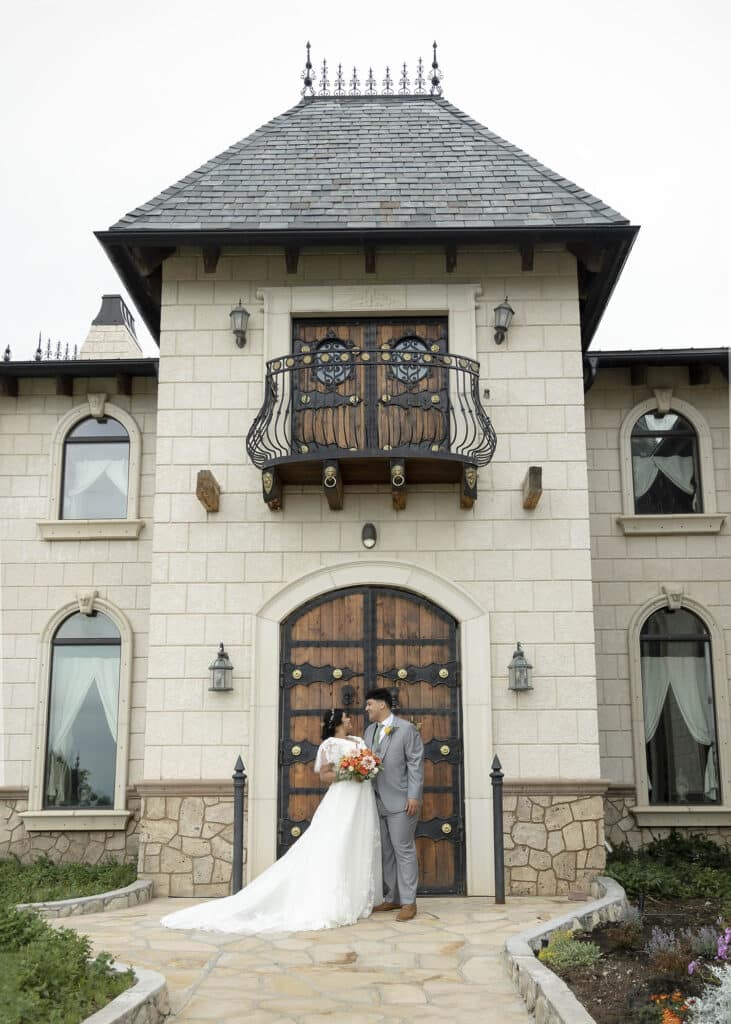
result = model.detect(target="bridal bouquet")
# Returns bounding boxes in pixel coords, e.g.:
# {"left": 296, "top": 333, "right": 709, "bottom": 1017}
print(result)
{"left": 336, "top": 748, "right": 382, "bottom": 783}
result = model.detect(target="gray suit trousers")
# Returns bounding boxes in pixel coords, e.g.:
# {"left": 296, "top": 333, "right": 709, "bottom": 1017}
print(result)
{"left": 377, "top": 802, "right": 418, "bottom": 906}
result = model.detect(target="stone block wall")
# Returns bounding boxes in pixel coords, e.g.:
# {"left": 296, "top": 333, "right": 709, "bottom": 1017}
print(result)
{"left": 137, "top": 788, "right": 237, "bottom": 896}
{"left": 0, "top": 792, "right": 140, "bottom": 864}
{"left": 604, "top": 789, "right": 731, "bottom": 851}
{"left": 503, "top": 790, "right": 606, "bottom": 896}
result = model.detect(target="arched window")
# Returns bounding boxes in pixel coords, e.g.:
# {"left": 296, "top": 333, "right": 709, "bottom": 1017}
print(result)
{"left": 631, "top": 411, "right": 701, "bottom": 514}
{"left": 44, "top": 611, "right": 121, "bottom": 809}
{"left": 61, "top": 416, "right": 130, "bottom": 520}
{"left": 640, "top": 607, "right": 719, "bottom": 805}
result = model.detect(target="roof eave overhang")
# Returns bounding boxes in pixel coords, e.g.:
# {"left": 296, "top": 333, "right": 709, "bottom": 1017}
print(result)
{"left": 0, "top": 357, "right": 159, "bottom": 382}
{"left": 95, "top": 223, "right": 639, "bottom": 349}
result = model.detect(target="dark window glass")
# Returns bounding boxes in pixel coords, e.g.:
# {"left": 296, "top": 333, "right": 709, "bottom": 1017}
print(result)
{"left": 61, "top": 417, "right": 129, "bottom": 520}
{"left": 640, "top": 608, "right": 719, "bottom": 805}
{"left": 631, "top": 412, "right": 701, "bottom": 514}
{"left": 44, "top": 612, "right": 120, "bottom": 809}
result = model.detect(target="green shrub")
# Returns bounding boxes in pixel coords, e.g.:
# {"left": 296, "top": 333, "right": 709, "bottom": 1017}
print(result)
{"left": 537, "top": 929, "right": 601, "bottom": 973}
{"left": 0, "top": 856, "right": 136, "bottom": 908}
{"left": 0, "top": 906, "right": 133, "bottom": 1024}
{"left": 605, "top": 854, "right": 731, "bottom": 902}
{"left": 611, "top": 831, "right": 731, "bottom": 870}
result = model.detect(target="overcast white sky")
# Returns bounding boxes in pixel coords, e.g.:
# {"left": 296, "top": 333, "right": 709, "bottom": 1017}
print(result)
{"left": 1, "top": 0, "right": 729, "bottom": 359}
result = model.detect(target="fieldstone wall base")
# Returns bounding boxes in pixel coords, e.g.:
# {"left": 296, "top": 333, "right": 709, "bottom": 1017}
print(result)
{"left": 504, "top": 794, "right": 606, "bottom": 896}
{"left": 604, "top": 793, "right": 731, "bottom": 850}
{"left": 82, "top": 962, "right": 169, "bottom": 1024}
{"left": 0, "top": 798, "right": 140, "bottom": 864}
{"left": 504, "top": 876, "right": 629, "bottom": 1024}
{"left": 138, "top": 795, "right": 239, "bottom": 897}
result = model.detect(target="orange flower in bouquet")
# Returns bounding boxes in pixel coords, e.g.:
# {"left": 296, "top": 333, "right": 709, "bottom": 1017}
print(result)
{"left": 336, "top": 748, "right": 382, "bottom": 783}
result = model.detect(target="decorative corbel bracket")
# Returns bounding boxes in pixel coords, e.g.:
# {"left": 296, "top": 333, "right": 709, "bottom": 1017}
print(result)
{"left": 522, "top": 466, "right": 543, "bottom": 510}
{"left": 77, "top": 590, "right": 99, "bottom": 616}
{"left": 661, "top": 585, "right": 684, "bottom": 611}
{"left": 196, "top": 469, "right": 221, "bottom": 512}
{"left": 390, "top": 460, "right": 406, "bottom": 511}
{"left": 322, "top": 460, "right": 344, "bottom": 511}
{"left": 262, "top": 468, "right": 283, "bottom": 511}
{"left": 653, "top": 388, "right": 673, "bottom": 415}
{"left": 87, "top": 393, "right": 107, "bottom": 419}
{"left": 460, "top": 463, "right": 478, "bottom": 510}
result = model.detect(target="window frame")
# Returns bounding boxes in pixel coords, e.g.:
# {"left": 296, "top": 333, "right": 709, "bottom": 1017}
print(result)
{"left": 21, "top": 599, "right": 133, "bottom": 831}
{"left": 38, "top": 399, "right": 144, "bottom": 540}
{"left": 627, "top": 595, "right": 731, "bottom": 826}
{"left": 617, "top": 396, "right": 724, "bottom": 535}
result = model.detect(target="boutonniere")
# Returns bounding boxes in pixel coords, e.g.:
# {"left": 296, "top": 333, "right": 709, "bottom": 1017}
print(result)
{"left": 383, "top": 724, "right": 397, "bottom": 736}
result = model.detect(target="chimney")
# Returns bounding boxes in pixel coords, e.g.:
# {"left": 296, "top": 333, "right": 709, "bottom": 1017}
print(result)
{"left": 78, "top": 295, "right": 142, "bottom": 359}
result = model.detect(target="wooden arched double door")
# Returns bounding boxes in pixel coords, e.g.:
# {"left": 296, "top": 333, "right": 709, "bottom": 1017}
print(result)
{"left": 278, "top": 586, "right": 465, "bottom": 895}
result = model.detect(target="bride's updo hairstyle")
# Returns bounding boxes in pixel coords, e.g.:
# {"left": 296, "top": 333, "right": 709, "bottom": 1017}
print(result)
{"left": 321, "top": 708, "right": 345, "bottom": 740}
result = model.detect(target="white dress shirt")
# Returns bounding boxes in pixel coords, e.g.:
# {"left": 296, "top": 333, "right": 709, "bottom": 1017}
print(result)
{"left": 375, "top": 713, "right": 395, "bottom": 746}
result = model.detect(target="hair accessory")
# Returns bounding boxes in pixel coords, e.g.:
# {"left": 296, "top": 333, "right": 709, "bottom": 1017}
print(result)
{"left": 327, "top": 709, "right": 336, "bottom": 726}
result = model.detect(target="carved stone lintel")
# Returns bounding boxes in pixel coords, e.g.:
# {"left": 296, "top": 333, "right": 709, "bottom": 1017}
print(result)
{"left": 87, "top": 393, "right": 107, "bottom": 419}
{"left": 522, "top": 466, "right": 543, "bottom": 510}
{"left": 262, "top": 467, "right": 283, "bottom": 511}
{"left": 390, "top": 460, "right": 407, "bottom": 511}
{"left": 77, "top": 589, "right": 99, "bottom": 616}
{"left": 460, "top": 463, "right": 478, "bottom": 510}
{"left": 661, "top": 585, "right": 684, "bottom": 611}
{"left": 653, "top": 388, "right": 673, "bottom": 415}
{"left": 196, "top": 470, "right": 221, "bottom": 513}
{"left": 322, "top": 461, "right": 343, "bottom": 511}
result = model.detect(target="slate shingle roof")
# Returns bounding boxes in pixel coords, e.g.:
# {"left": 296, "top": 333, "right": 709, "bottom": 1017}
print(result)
{"left": 110, "top": 96, "right": 629, "bottom": 233}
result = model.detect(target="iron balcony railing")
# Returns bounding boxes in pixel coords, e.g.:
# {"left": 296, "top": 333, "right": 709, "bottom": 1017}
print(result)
{"left": 246, "top": 347, "right": 497, "bottom": 471}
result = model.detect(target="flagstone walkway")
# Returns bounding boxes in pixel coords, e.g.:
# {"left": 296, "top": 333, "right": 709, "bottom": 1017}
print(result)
{"left": 62, "top": 895, "right": 577, "bottom": 1022}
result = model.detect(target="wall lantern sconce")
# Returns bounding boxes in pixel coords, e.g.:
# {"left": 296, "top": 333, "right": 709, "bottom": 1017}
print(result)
{"left": 507, "top": 642, "right": 533, "bottom": 691}
{"left": 361, "top": 523, "right": 377, "bottom": 549}
{"left": 493, "top": 297, "right": 515, "bottom": 345}
{"left": 230, "top": 300, "right": 250, "bottom": 348}
{"left": 209, "top": 642, "right": 234, "bottom": 691}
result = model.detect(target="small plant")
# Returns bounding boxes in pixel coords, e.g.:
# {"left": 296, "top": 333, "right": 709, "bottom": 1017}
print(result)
{"left": 537, "top": 928, "right": 601, "bottom": 973}
{"left": 687, "top": 965, "right": 731, "bottom": 1022}
{"left": 648, "top": 990, "right": 692, "bottom": 1023}
{"left": 606, "top": 903, "right": 645, "bottom": 950}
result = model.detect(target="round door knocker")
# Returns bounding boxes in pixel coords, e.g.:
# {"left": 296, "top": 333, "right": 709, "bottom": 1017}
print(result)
{"left": 440, "top": 744, "right": 450, "bottom": 756}
{"left": 397, "top": 668, "right": 408, "bottom": 679}
{"left": 291, "top": 745, "right": 302, "bottom": 756}
{"left": 291, "top": 826, "right": 302, "bottom": 838}
{"left": 439, "top": 668, "right": 449, "bottom": 679}
{"left": 332, "top": 668, "right": 343, "bottom": 680}
{"left": 292, "top": 669, "right": 302, "bottom": 680}
{"left": 441, "top": 823, "right": 452, "bottom": 835}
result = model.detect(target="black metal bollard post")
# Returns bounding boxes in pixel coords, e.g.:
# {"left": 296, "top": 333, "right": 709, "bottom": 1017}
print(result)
{"left": 491, "top": 754, "right": 505, "bottom": 905}
{"left": 232, "top": 755, "right": 246, "bottom": 894}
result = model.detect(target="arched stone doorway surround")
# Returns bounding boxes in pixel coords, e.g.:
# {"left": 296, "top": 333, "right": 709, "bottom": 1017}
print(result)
{"left": 249, "top": 560, "right": 494, "bottom": 895}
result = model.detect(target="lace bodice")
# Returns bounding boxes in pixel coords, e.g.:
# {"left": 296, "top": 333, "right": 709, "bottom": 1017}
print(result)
{"left": 314, "top": 736, "right": 364, "bottom": 773}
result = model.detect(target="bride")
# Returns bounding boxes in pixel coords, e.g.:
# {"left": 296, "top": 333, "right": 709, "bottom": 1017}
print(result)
{"left": 160, "top": 709, "right": 382, "bottom": 933}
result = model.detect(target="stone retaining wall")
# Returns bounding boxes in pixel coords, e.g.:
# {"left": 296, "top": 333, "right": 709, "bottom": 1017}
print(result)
{"left": 84, "top": 963, "right": 169, "bottom": 1024}
{"left": 0, "top": 795, "right": 140, "bottom": 864}
{"left": 504, "top": 875, "right": 629, "bottom": 1024}
{"left": 503, "top": 793, "right": 606, "bottom": 896}
{"left": 138, "top": 793, "right": 238, "bottom": 897}
{"left": 17, "top": 879, "right": 152, "bottom": 919}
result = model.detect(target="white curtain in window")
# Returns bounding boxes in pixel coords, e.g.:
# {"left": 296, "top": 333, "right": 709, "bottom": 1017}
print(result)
{"left": 641, "top": 652, "right": 718, "bottom": 800}
{"left": 48, "top": 648, "right": 120, "bottom": 763}
{"left": 64, "top": 455, "right": 128, "bottom": 517}
{"left": 632, "top": 454, "right": 697, "bottom": 505}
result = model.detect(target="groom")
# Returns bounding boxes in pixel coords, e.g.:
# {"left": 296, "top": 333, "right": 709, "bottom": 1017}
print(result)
{"left": 365, "top": 687, "right": 425, "bottom": 921}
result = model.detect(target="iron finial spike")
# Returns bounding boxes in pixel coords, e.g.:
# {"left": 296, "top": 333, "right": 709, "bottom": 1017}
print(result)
{"left": 335, "top": 62, "right": 345, "bottom": 96}
{"left": 365, "top": 66, "right": 377, "bottom": 95}
{"left": 382, "top": 65, "right": 393, "bottom": 95}
{"left": 430, "top": 40, "right": 443, "bottom": 96}
{"left": 399, "top": 61, "right": 409, "bottom": 95}
{"left": 35, "top": 331, "right": 42, "bottom": 361}
{"left": 301, "top": 40, "right": 314, "bottom": 96}
{"left": 349, "top": 65, "right": 360, "bottom": 95}
{"left": 3, "top": 345, "right": 10, "bottom": 362}
{"left": 415, "top": 56, "right": 426, "bottom": 94}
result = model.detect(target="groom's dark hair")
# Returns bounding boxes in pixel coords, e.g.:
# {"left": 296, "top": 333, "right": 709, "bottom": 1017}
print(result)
{"left": 365, "top": 687, "right": 393, "bottom": 708}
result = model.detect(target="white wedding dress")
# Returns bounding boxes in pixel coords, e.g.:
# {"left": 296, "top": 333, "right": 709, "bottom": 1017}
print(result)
{"left": 160, "top": 736, "right": 382, "bottom": 934}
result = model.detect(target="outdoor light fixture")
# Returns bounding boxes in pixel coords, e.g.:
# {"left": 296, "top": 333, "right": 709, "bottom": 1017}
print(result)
{"left": 230, "top": 300, "right": 250, "bottom": 348}
{"left": 493, "top": 297, "right": 515, "bottom": 345}
{"left": 209, "top": 642, "right": 234, "bottom": 691}
{"left": 507, "top": 642, "right": 533, "bottom": 691}
{"left": 361, "top": 523, "right": 377, "bottom": 549}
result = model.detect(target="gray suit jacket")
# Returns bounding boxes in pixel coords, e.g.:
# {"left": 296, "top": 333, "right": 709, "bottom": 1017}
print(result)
{"left": 367, "top": 717, "right": 425, "bottom": 813}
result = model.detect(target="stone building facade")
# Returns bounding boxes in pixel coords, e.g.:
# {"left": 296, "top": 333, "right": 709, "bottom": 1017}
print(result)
{"left": 1, "top": 87, "right": 728, "bottom": 898}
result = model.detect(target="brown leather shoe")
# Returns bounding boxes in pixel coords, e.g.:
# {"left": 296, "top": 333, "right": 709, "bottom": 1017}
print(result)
{"left": 396, "top": 903, "right": 417, "bottom": 921}
{"left": 373, "top": 901, "right": 401, "bottom": 912}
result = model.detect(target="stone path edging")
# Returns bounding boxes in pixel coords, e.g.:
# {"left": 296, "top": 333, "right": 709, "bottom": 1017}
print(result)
{"left": 82, "top": 962, "right": 169, "bottom": 1024}
{"left": 16, "top": 879, "right": 152, "bottom": 918}
{"left": 504, "top": 876, "right": 629, "bottom": 1024}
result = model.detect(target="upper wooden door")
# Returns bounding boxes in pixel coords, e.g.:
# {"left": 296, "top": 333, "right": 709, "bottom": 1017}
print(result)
{"left": 291, "top": 318, "right": 449, "bottom": 457}
{"left": 278, "top": 585, "right": 465, "bottom": 895}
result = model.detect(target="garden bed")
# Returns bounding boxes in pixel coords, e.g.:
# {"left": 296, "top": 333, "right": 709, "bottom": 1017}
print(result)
{"left": 0, "top": 856, "right": 136, "bottom": 907}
